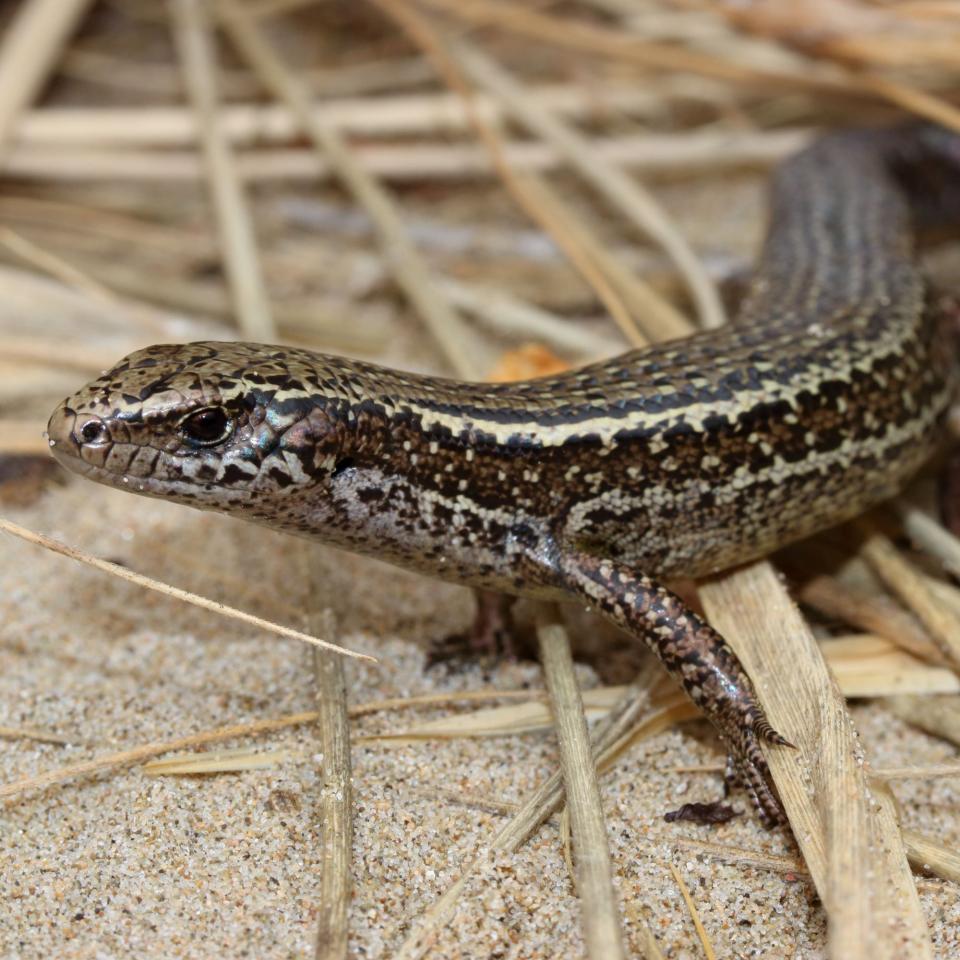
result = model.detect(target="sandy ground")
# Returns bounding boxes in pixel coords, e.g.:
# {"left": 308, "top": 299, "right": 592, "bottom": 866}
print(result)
{"left": 1, "top": 461, "right": 959, "bottom": 960}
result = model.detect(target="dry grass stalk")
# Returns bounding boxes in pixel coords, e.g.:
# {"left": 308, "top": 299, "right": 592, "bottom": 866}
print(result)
{"left": 903, "top": 829, "right": 960, "bottom": 884}
{"left": 143, "top": 746, "right": 300, "bottom": 774}
{"left": 0, "top": 129, "right": 809, "bottom": 183}
{"left": 865, "top": 781, "right": 933, "bottom": 959}
{"left": 0, "top": 0, "right": 96, "bottom": 154}
{"left": 0, "top": 226, "right": 118, "bottom": 304}
{"left": 369, "top": 0, "right": 648, "bottom": 346}
{"left": 0, "top": 724, "right": 77, "bottom": 746}
{"left": 308, "top": 606, "right": 354, "bottom": 960}
{"left": 413, "top": 0, "right": 850, "bottom": 90}
{"left": 216, "top": 0, "right": 480, "bottom": 378}
{"left": 859, "top": 528, "right": 960, "bottom": 670}
{"left": 0, "top": 517, "right": 375, "bottom": 662}
{"left": 821, "top": 634, "right": 959, "bottom": 697}
{"left": 0, "top": 687, "right": 578, "bottom": 804}
{"left": 873, "top": 760, "right": 960, "bottom": 780}
{"left": 373, "top": 636, "right": 958, "bottom": 742}
{"left": 496, "top": 172, "right": 649, "bottom": 347}
{"left": 16, "top": 84, "right": 720, "bottom": 146}
{"left": 440, "top": 281, "right": 623, "bottom": 358}
{"left": 59, "top": 48, "right": 433, "bottom": 99}
{"left": 0, "top": 710, "right": 321, "bottom": 804}
{"left": 622, "top": 901, "right": 667, "bottom": 960}
{"left": 800, "top": 573, "right": 944, "bottom": 664}
{"left": 535, "top": 606, "right": 626, "bottom": 960}
{"left": 886, "top": 694, "right": 960, "bottom": 745}
{"left": 898, "top": 503, "right": 960, "bottom": 580}
{"left": 699, "top": 561, "right": 932, "bottom": 959}
{"left": 451, "top": 40, "right": 720, "bottom": 331}
{"left": 667, "top": 864, "right": 717, "bottom": 960}
{"left": 170, "top": 0, "right": 276, "bottom": 340}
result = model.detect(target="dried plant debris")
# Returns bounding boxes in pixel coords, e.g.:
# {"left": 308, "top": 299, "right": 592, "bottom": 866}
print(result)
{"left": 2, "top": 1, "right": 960, "bottom": 958}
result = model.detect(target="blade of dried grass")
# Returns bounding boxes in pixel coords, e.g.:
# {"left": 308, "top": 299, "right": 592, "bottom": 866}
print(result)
{"left": 0, "top": 0, "right": 96, "bottom": 154}
{"left": 699, "top": 560, "right": 932, "bottom": 960}
{"left": 867, "top": 781, "right": 933, "bottom": 958}
{"left": 0, "top": 710, "right": 321, "bottom": 803}
{"left": 668, "top": 864, "right": 717, "bottom": 960}
{"left": 622, "top": 900, "right": 667, "bottom": 960}
{"left": 0, "top": 518, "right": 375, "bottom": 662}
{"left": 170, "top": 0, "right": 275, "bottom": 340}
{"left": 216, "top": 0, "right": 479, "bottom": 378}
{"left": 0, "top": 689, "right": 565, "bottom": 803}
{"left": 143, "top": 746, "right": 299, "bottom": 774}
{"left": 903, "top": 829, "right": 960, "bottom": 883}
{"left": 536, "top": 605, "right": 626, "bottom": 960}
{"left": 812, "top": 635, "right": 958, "bottom": 697}
{"left": 859, "top": 528, "right": 960, "bottom": 671}
{"left": 453, "top": 40, "right": 722, "bottom": 331}
{"left": 441, "top": 281, "right": 623, "bottom": 358}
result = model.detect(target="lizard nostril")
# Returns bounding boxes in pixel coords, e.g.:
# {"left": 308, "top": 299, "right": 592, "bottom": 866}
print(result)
{"left": 79, "top": 419, "right": 107, "bottom": 444}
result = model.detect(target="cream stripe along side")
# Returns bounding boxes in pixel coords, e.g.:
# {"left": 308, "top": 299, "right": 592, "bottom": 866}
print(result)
{"left": 46, "top": 124, "right": 960, "bottom": 823}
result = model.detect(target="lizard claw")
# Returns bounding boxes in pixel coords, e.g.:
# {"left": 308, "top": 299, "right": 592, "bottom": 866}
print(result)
{"left": 727, "top": 714, "right": 791, "bottom": 827}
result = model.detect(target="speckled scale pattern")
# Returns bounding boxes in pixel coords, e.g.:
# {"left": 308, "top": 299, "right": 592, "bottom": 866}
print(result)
{"left": 47, "top": 124, "right": 960, "bottom": 823}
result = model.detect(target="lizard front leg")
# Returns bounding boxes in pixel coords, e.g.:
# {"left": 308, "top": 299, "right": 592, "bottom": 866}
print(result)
{"left": 556, "top": 549, "right": 792, "bottom": 825}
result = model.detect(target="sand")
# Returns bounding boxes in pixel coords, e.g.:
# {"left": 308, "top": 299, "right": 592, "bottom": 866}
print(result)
{"left": 1, "top": 465, "right": 959, "bottom": 959}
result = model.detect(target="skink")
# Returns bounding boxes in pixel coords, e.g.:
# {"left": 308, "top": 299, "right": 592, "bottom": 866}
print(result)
{"left": 47, "top": 125, "right": 960, "bottom": 822}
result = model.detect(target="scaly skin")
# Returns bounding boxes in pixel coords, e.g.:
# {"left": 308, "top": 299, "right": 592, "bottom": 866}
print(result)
{"left": 46, "top": 125, "right": 960, "bottom": 823}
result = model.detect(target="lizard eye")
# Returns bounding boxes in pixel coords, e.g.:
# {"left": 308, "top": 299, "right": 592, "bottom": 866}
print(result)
{"left": 179, "top": 406, "right": 232, "bottom": 447}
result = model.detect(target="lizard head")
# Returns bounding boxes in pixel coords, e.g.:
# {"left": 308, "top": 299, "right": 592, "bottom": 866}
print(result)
{"left": 46, "top": 341, "right": 353, "bottom": 513}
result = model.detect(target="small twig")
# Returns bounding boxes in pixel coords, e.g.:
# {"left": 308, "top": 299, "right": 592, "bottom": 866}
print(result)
{"left": 0, "top": 518, "right": 375, "bottom": 662}
{"left": 170, "top": 0, "right": 276, "bottom": 340}
{"left": 536, "top": 605, "right": 626, "bottom": 960}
